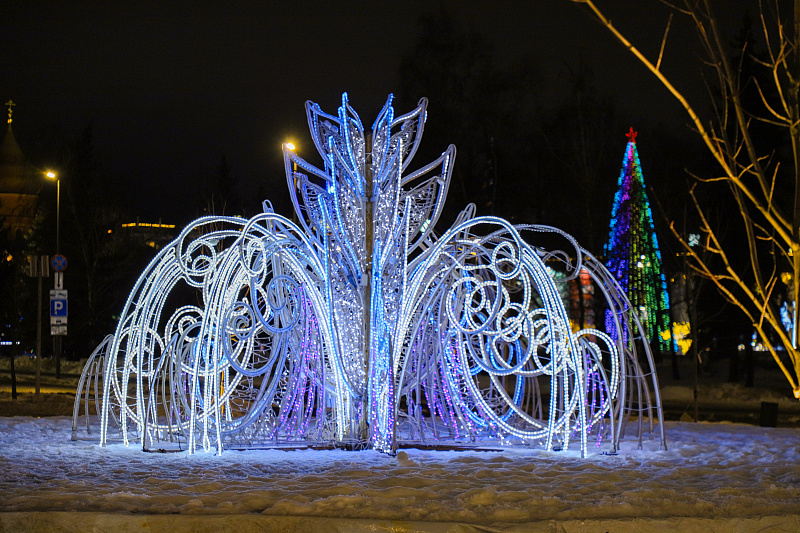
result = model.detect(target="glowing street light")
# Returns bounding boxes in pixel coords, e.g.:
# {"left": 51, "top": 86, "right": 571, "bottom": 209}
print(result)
{"left": 286, "top": 141, "right": 298, "bottom": 174}
{"left": 285, "top": 142, "right": 299, "bottom": 223}
{"left": 45, "top": 171, "right": 60, "bottom": 254}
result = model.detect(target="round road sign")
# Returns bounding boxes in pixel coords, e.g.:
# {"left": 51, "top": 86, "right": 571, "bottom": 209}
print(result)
{"left": 51, "top": 254, "right": 68, "bottom": 272}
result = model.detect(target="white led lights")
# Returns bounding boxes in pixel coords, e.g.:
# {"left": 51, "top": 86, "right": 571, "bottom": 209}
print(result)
{"left": 73, "top": 94, "right": 665, "bottom": 457}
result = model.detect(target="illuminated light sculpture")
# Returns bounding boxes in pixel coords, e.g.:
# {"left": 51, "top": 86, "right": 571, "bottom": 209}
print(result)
{"left": 73, "top": 95, "right": 666, "bottom": 457}
{"left": 604, "top": 128, "right": 672, "bottom": 353}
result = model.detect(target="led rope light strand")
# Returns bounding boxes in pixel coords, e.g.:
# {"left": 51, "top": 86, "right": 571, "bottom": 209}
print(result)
{"left": 76, "top": 94, "right": 666, "bottom": 457}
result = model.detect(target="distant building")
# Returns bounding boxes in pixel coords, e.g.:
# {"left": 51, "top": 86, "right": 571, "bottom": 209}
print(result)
{"left": 0, "top": 101, "right": 41, "bottom": 241}
{"left": 119, "top": 219, "right": 177, "bottom": 250}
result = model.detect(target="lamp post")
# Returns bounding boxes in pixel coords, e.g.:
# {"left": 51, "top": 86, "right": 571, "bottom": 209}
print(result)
{"left": 46, "top": 171, "right": 59, "bottom": 254}
{"left": 285, "top": 142, "right": 298, "bottom": 223}
{"left": 46, "top": 170, "right": 62, "bottom": 378}
{"left": 285, "top": 141, "right": 297, "bottom": 176}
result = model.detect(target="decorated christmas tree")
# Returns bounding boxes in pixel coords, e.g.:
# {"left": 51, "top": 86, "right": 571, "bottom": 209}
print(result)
{"left": 604, "top": 128, "right": 672, "bottom": 352}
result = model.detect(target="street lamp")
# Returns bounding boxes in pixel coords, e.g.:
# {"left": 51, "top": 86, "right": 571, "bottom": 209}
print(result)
{"left": 45, "top": 170, "right": 63, "bottom": 379}
{"left": 45, "top": 171, "right": 59, "bottom": 254}
{"left": 285, "top": 142, "right": 298, "bottom": 223}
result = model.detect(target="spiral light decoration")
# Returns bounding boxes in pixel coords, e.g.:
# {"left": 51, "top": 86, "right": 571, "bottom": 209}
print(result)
{"left": 73, "top": 94, "right": 666, "bottom": 457}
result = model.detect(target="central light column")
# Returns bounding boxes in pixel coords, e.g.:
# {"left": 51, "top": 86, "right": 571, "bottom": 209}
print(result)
{"left": 360, "top": 133, "right": 374, "bottom": 442}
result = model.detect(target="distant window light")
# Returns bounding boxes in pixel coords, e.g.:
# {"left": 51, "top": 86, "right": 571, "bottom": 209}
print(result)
{"left": 121, "top": 222, "right": 176, "bottom": 229}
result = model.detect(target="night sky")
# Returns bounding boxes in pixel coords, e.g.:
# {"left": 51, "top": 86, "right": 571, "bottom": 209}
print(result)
{"left": 2, "top": 1, "right": 739, "bottom": 223}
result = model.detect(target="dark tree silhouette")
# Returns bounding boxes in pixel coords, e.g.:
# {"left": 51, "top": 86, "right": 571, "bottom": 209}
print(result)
{"left": 398, "top": 8, "right": 540, "bottom": 227}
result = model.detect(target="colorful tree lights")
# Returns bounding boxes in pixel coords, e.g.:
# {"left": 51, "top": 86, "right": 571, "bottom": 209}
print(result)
{"left": 73, "top": 96, "right": 665, "bottom": 457}
{"left": 604, "top": 129, "right": 672, "bottom": 353}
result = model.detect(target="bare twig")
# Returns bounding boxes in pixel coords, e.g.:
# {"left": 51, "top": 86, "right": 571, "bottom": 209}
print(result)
{"left": 657, "top": 13, "right": 673, "bottom": 71}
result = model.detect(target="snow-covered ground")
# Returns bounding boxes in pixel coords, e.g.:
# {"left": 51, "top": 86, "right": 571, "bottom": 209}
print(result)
{"left": 2, "top": 354, "right": 800, "bottom": 531}
{"left": 1, "top": 415, "right": 799, "bottom": 532}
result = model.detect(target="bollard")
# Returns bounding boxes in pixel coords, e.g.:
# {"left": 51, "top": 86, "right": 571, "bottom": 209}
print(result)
{"left": 759, "top": 401, "right": 779, "bottom": 427}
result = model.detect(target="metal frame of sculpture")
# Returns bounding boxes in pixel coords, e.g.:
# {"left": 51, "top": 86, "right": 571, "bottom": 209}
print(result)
{"left": 73, "top": 94, "right": 666, "bottom": 457}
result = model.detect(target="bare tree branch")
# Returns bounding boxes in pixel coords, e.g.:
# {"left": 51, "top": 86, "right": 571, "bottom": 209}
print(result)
{"left": 577, "top": 0, "right": 800, "bottom": 399}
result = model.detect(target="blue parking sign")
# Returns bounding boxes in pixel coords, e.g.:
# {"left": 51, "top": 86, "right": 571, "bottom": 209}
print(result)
{"left": 51, "top": 299, "right": 67, "bottom": 317}
{"left": 50, "top": 289, "right": 68, "bottom": 326}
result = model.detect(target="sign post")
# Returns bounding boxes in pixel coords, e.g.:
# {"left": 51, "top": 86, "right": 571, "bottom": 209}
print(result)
{"left": 27, "top": 255, "right": 49, "bottom": 395}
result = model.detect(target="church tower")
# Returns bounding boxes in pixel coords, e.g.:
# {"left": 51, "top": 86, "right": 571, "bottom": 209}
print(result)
{"left": 0, "top": 100, "right": 42, "bottom": 241}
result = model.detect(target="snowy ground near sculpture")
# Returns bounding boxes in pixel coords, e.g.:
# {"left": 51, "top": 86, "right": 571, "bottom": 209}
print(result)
{"left": 1, "top": 415, "right": 799, "bottom": 532}
{"left": 1, "top": 355, "right": 800, "bottom": 531}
